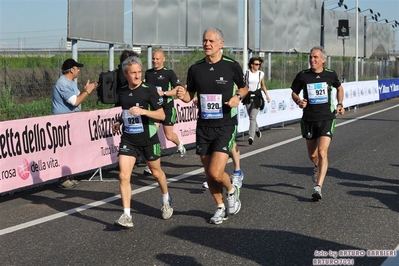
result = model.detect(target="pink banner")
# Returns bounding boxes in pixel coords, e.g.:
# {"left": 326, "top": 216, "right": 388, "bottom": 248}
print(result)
{"left": 0, "top": 108, "right": 122, "bottom": 193}
{"left": 0, "top": 101, "right": 198, "bottom": 194}
{"left": 158, "top": 99, "right": 198, "bottom": 149}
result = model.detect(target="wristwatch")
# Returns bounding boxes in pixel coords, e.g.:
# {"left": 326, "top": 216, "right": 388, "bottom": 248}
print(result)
{"left": 163, "top": 91, "right": 167, "bottom": 96}
{"left": 235, "top": 93, "right": 242, "bottom": 101}
{"left": 337, "top": 103, "right": 343, "bottom": 107}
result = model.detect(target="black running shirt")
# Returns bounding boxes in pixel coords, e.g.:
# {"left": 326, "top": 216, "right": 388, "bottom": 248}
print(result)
{"left": 291, "top": 68, "right": 341, "bottom": 121}
{"left": 186, "top": 56, "right": 246, "bottom": 127}
{"left": 117, "top": 82, "right": 162, "bottom": 146}
{"left": 145, "top": 67, "right": 180, "bottom": 108}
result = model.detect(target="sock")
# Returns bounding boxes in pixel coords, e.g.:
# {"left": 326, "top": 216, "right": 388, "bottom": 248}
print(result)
{"left": 227, "top": 187, "right": 235, "bottom": 195}
{"left": 178, "top": 140, "right": 183, "bottom": 148}
{"left": 123, "top": 208, "right": 131, "bottom": 217}
{"left": 217, "top": 204, "right": 225, "bottom": 209}
{"left": 233, "top": 169, "right": 242, "bottom": 175}
{"left": 162, "top": 193, "right": 170, "bottom": 203}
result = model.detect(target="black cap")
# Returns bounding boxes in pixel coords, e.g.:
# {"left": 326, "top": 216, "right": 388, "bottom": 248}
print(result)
{"left": 61, "top": 59, "right": 84, "bottom": 71}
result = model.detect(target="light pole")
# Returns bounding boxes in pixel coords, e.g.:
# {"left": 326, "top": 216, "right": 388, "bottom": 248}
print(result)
{"left": 321, "top": 0, "right": 346, "bottom": 47}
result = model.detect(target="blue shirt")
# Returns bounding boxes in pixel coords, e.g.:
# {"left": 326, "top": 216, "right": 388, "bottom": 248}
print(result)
{"left": 52, "top": 75, "right": 81, "bottom": 114}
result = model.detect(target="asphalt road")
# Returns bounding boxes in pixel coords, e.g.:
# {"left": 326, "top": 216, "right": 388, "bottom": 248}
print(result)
{"left": 1, "top": 97, "right": 398, "bottom": 266}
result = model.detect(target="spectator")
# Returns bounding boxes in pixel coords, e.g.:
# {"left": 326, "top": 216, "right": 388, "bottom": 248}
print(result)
{"left": 243, "top": 57, "right": 271, "bottom": 145}
{"left": 52, "top": 58, "right": 98, "bottom": 188}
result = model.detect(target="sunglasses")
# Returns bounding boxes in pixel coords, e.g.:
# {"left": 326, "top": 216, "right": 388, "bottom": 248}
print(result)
{"left": 253, "top": 63, "right": 261, "bottom": 66}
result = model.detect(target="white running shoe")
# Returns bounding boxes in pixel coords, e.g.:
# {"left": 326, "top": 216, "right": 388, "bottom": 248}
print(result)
{"left": 312, "top": 186, "right": 322, "bottom": 201}
{"left": 230, "top": 171, "right": 244, "bottom": 188}
{"left": 226, "top": 186, "right": 241, "bottom": 215}
{"left": 209, "top": 207, "right": 228, "bottom": 224}
{"left": 161, "top": 195, "right": 173, "bottom": 220}
{"left": 143, "top": 165, "right": 152, "bottom": 176}
{"left": 114, "top": 213, "right": 133, "bottom": 228}
{"left": 177, "top": 141, "right": 186, "bottom": 158}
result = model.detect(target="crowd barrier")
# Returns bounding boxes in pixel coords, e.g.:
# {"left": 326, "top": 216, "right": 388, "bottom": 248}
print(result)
{"left": 1, "top": 78, "right": 397, "bottom": 194}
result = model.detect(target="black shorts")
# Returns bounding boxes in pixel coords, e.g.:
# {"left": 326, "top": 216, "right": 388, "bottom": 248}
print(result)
{"left": 118, "top": 139, "right": 161, "bottom": 161}
{"left": 196, "top": 125, "right": 236, "bottom": 155}
{"left": 301, "top": 119, "right": 336, "bottom": 140}
{"left": 161, "top": 106, "right": 177, "bottom": 126}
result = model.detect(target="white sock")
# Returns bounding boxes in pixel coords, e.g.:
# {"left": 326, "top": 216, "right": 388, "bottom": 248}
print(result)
{"left": 217, "top": 204, "right": 225, "bottom": 209}
{"left": 162, "top": 193, "right": 170, "bottom": 203}
{"left": 227, "top": 187, "right": 235, "bottom": 194}
{"left": 123, "top": 208, "right": 131, "bottom": 217}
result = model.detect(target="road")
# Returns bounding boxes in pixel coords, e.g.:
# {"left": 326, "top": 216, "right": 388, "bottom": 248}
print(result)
{"left": 1, "top": 97, "right": 398, "bottom": 266}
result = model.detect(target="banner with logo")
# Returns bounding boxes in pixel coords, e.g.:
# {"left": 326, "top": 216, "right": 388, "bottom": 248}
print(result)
{"left": 0, "top": 108, "right": 122, "bottom": 193}
{"left": 238, "top": 88, "right": 303, "bottom": 133}
{"left": 378, "top": 78, "right": 399, "bottom": 100}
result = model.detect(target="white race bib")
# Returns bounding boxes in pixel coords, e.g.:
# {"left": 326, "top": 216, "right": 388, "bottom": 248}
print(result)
{"left": 200, "top": 94, "right": 223, "bottom": 119}
{"left": 307, "top": 82, "right": 328, "bottom": 104}
{"left": 122, "top": 109, "right": 144, "bottom": 134}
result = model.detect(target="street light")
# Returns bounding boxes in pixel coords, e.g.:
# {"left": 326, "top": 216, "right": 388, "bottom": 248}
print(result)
{"left": 320, "top": 0, "right": 346, "bottom": 47}
{"left": 331, "top": 4, "right": 348, "bottom": 10}
{"left": 345, "top": 7, "right": 361, "bottom": 12}
{"left": 360, "top": 8, "right": 374, "bottom": 15}
{"left": 366, "top": 14, "right": 378, "bottom": 21}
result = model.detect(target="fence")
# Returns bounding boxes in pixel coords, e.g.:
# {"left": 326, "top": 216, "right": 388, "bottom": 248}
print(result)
{"left": 1, "top": 48, "right": 398, "bottom": 121}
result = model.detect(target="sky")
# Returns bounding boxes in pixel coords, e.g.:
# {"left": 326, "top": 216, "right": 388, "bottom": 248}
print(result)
{"left": 0, "top": 0, "right": 398, "bottom": 50}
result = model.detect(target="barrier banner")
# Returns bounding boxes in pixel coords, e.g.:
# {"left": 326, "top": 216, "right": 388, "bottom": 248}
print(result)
{"left": 238, "top": 88, "right": 303, "bottom": 133}
{"left": 1, "top": 79, "right": 394, "bottom": 194}
{"left": 158, "top": 99, "right": 198, "bottom": 149}
{"left": 0, "top": 108, "right": 122, "bottom": 193}
{"left": 378, "top": 78, "right": 399, "bottom": 100}
{"left": 343, "top": 80, "right": 379, "bottom": 107}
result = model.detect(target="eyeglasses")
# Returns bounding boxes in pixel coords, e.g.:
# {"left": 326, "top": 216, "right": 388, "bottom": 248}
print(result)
{"left": 253, "top": 63, "right": 261, "bottom": 66}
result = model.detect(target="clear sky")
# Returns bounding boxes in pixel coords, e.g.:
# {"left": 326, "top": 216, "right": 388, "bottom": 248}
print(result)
{"left": 0, "top": 0, "right": 398, "bottom": 51}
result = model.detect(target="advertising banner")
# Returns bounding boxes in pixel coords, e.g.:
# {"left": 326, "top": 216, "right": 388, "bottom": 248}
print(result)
{"left": 0, "top": 108, "right": 122, "bottom": 193}
{"left": 378, "top": 78, "right": 399, "bottom": 100}
{"left": 238, "top": 89, "right": 303, "bottom": 133}
{"left": 343, "top": 80, "right": 379, "bottom": 107}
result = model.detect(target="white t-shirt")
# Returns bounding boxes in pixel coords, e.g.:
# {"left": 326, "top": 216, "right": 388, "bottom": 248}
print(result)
{"left": 245, "top": 70, "right": 264, "bottom": 92}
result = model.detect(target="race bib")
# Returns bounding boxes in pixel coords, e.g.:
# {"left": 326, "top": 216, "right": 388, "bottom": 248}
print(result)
{"left": 307, "top": 82, "right": 328, "bottom": 104}
{"left": 200, "top": 94, "right": 223, "bottom": 119}
{"left": 122, "top": 109, "right": 144, "bottom": 134}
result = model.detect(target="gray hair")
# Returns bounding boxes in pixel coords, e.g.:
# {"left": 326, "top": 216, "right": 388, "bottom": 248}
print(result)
{"left": 310, "top": 46, "right": 327, "bottom": 60}
{"left": 203, "top": 27, "right": 224, "bottom": 42}
{"left": 122, "top": 56, "right": 142, "bottom": 72}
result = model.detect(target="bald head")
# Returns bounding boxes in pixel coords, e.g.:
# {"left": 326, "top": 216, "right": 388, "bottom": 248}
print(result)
{"left": 152, "top": 50, "right": 166, "bottom": 70}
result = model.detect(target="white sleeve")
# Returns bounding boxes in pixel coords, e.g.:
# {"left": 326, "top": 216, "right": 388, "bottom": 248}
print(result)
{"left": 66, "top": 95, "right": 77, "bottom": 106}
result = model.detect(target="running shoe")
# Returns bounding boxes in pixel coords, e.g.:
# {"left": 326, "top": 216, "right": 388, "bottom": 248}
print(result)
{"left": 209, "top": 206, "right": 228, "bottom": 224}
{"left": 230, "top": 170, "right": 244, "bottom": 188}
{"left": 143, "top": 165, "right": 152, "bottom": 176}
{"left": 114, "top": 213, "right": 133, "bottom": 228}
{"left": 161, "top": 195, "right": 173, "bottom": 220}
{"left": 177, "top": 141, "right": 186, "bottom": 158}
{"left": 202, "top": 181, "right": 209, "bottom": 189}
{"left": 256, "top": 130, "right": 262, "bottom": 138}
{"left": 248, "top": 138, "right": 253, "bottom": 145}
{"left": 312, "top": 186, "right": 322, "bottom": 201}
{"left": 226, "top": 185, "right": 241, "bottom": 215}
